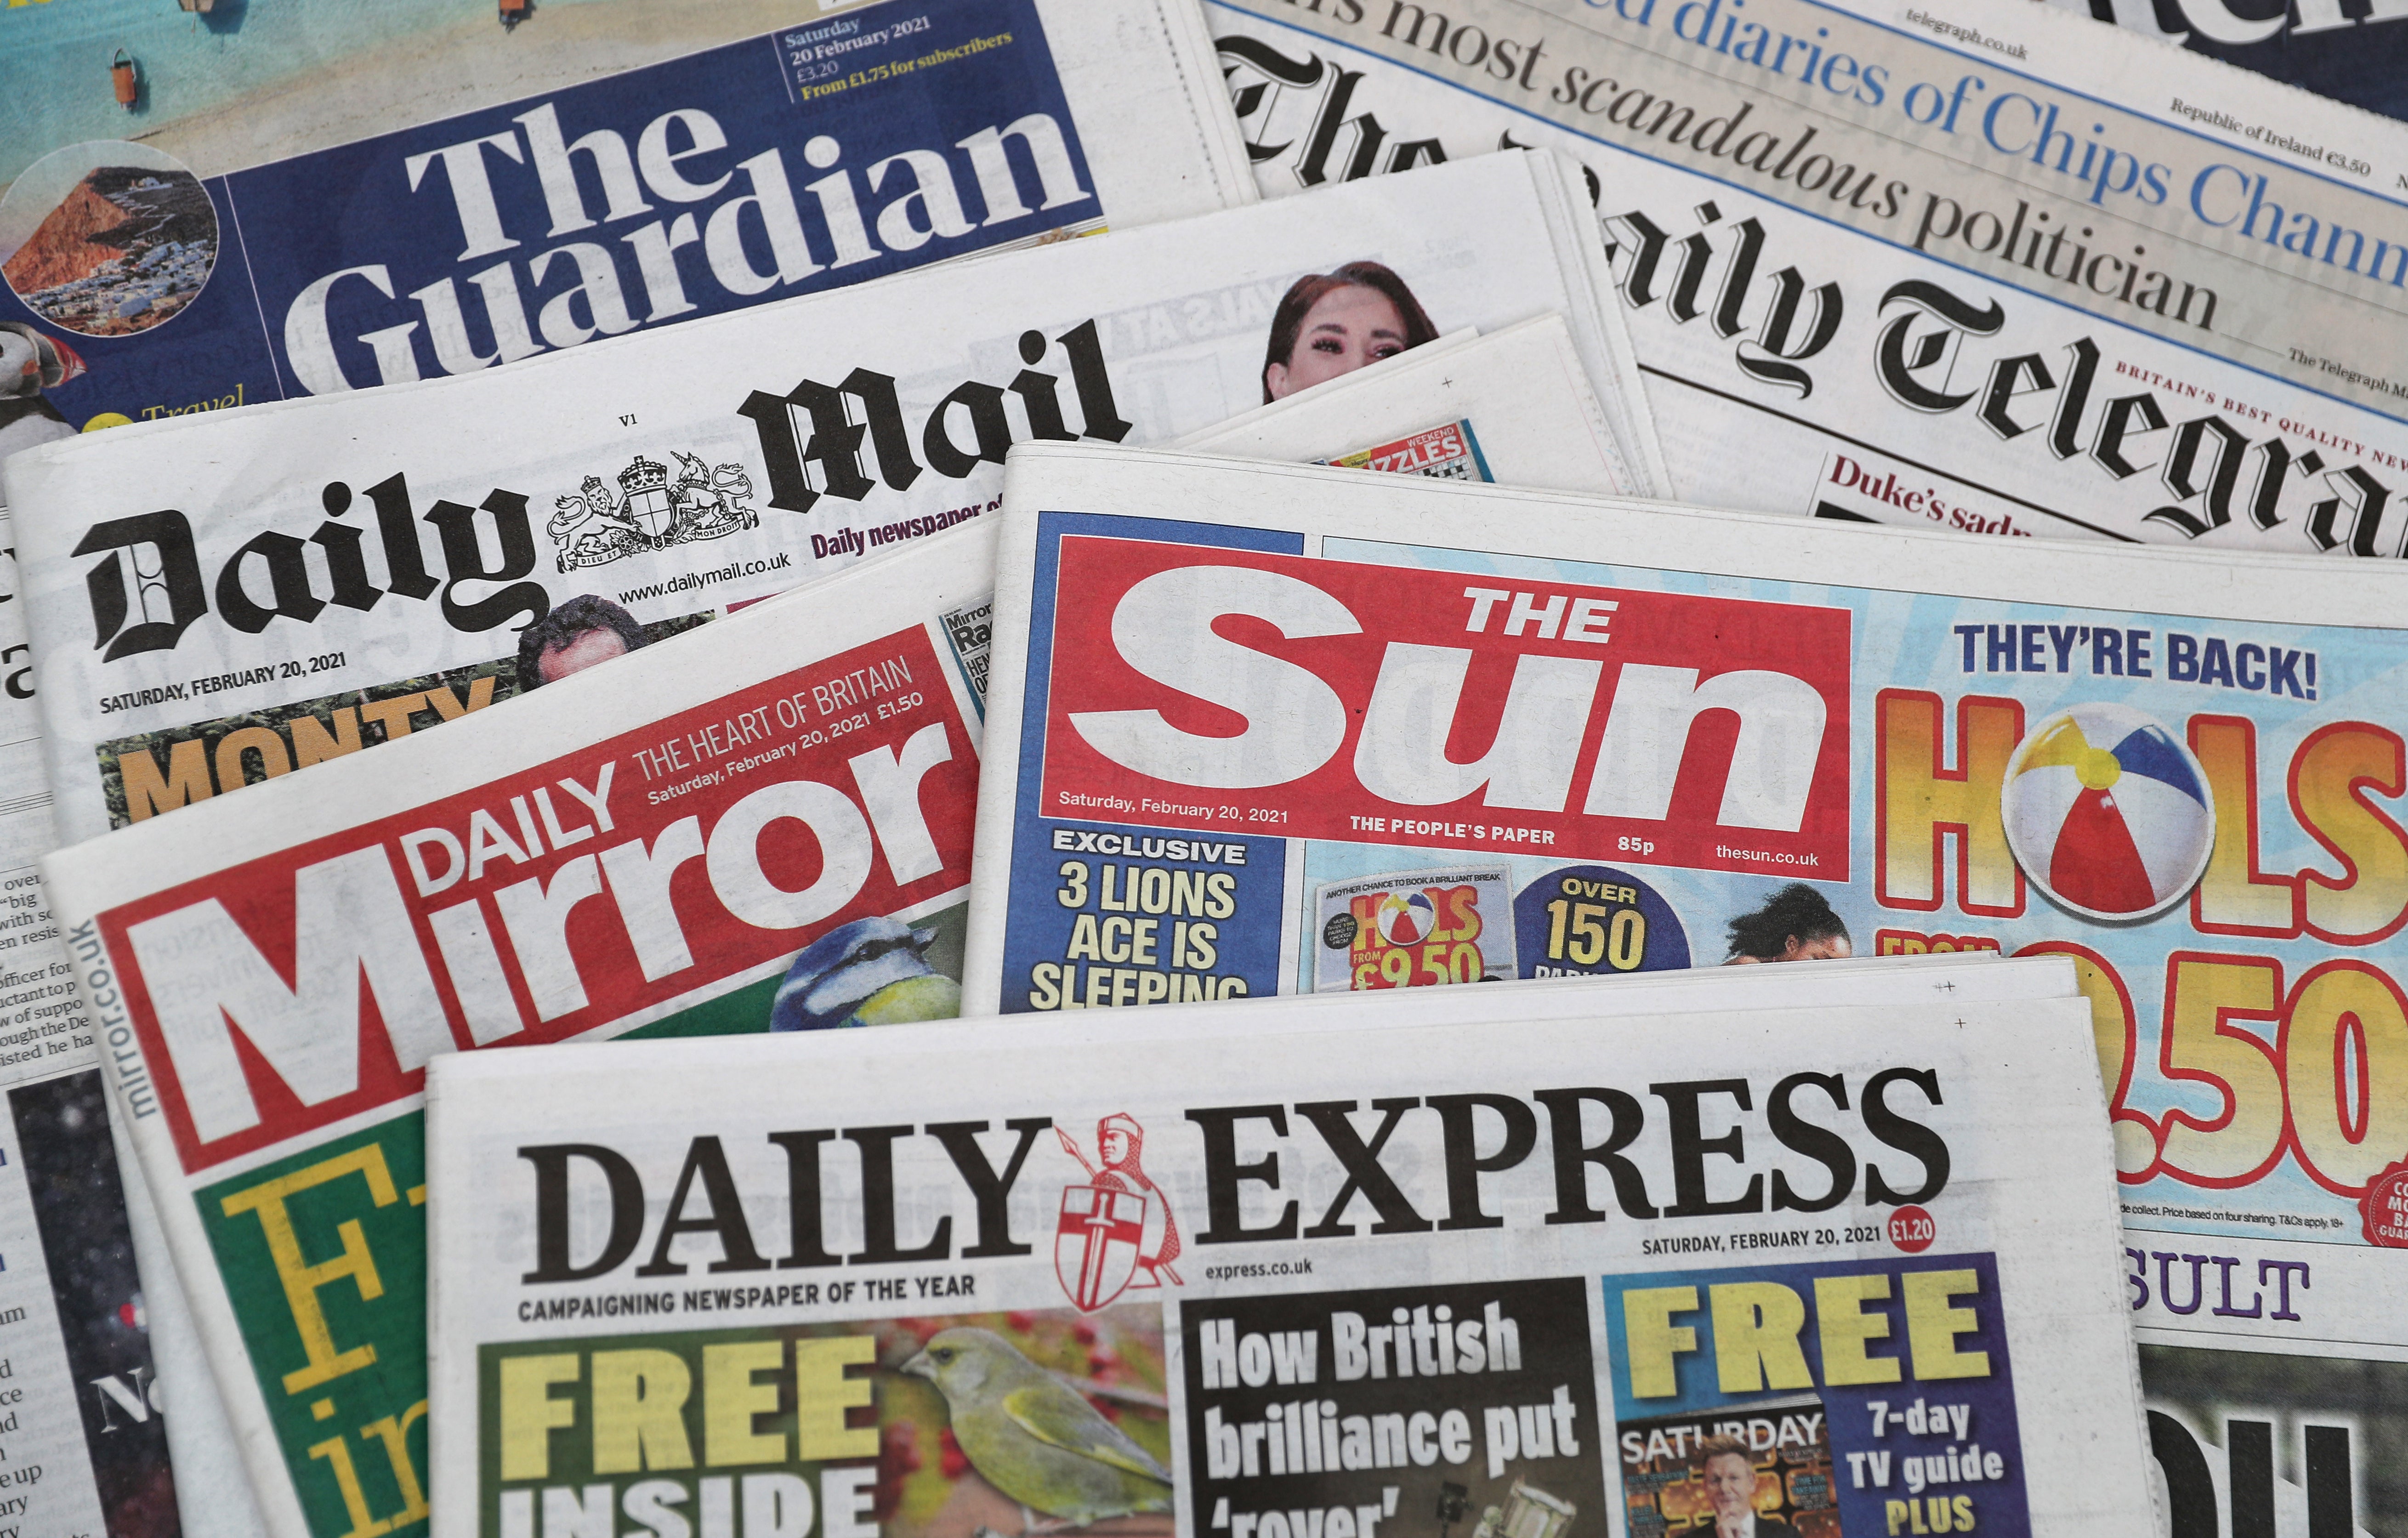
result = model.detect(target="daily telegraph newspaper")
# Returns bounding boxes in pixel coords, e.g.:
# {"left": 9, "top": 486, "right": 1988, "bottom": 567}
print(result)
{"left": 3, "top": 150, "right": 1658, "bottom": 850}
{"left": 2038, "top": 0, "right": 2408, "bottom": 124}
{"left": 39, "top": 523, "right": 994, "bottom": 1538}
{"left": 0, "top": 512, "right": 187, "bottom": 1536}
{"left": 0, "top": 0, "right": 1255, "bottom": 444}
{"left": 1208, "top": 0, "right": 2408, "bottom": 555}
{"left": 1176, "top": 316, "right": 1635, "bottom": 494}
{"left": 421, "top": 986, "right": 2156, "bottom": 1538}
{"left": 965, "top": 443, "right": 2408, "bottom": 1532}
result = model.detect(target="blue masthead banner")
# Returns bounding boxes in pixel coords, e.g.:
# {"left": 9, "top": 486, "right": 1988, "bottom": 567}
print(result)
{"left": 0, "top": 0, "right": 1095, "bottom": 433}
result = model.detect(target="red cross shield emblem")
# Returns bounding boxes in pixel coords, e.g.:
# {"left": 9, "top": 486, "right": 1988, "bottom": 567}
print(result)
{"left": 1056, "top": 1184, "right": 1147, "bottom": 1312}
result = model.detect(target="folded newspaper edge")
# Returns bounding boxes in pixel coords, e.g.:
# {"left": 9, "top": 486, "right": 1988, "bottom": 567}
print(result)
{"left": 1174, "top": 314, "right": 1633, "bottom": 494}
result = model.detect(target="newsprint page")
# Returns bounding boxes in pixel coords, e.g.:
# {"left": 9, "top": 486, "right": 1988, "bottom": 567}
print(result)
{"left": 2, "top": 150, "right": 1654, "bottom": 852}
{"left": 421, "top": 990, "right": 2154, "bottom": 1538}
{"left": 0, "top": 518, "right": 179, "bottom": 1535}
{"left": 1209, "top": 0, "right": 2408, "bottom": 556}
{"left": 967, "top": 443, "right": 2408, "bottom": 1535}
{"left": 40, "top": 524, "right": 996, "bottom": 1538}
{"left": 0, "top": 0, "right": 1255, "bottom": 443}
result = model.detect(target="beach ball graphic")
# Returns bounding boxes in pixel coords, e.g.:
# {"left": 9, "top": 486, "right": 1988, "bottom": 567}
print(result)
{"left": 2002, "top": 703, "right": 2215, "bottom": 921}
{"left": 1375, "top": 890, "right": 1437, "bottom": 945}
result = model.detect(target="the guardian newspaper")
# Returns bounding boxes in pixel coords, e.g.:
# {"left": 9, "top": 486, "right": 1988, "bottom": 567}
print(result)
{"left": 0, "top": 0, "right": 1256, "bottom": 440}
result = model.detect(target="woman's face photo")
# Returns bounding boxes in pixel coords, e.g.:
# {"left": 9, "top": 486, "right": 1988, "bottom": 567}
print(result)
{"left": 1265, "top": 284, "right": 1409, "bottom": 399}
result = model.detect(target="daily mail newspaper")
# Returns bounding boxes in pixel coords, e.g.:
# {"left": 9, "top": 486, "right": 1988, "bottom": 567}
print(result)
{"left": 3, "top": 150, "right": 1659, "bottom": 851}
{"left": 422, "top": 986, "right": 2155, "bottom": 1538}
{"left": 0, "top": 0, "right": 1255, "bottom": 445}
{"left": 1207, "top": 0, "right": 2408, "bottom": 555}
{"left": 38, "top": 522, "right": 994, "bottom": 1538}
{"left": 965, "top": 442, "right": 2408, "bottom": 1532}
{"left": 1175, "top": 315, "right": 1635, "bottom": 494}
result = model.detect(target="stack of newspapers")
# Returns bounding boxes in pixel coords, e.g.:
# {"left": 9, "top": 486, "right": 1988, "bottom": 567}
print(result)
{"left": 0, "top": 0, "right": 2404, "bottom": 1533}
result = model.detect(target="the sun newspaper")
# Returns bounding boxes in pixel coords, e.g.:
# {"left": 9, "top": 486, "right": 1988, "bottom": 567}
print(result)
{"left": 2, "top": 151, "right": 1658, "bottom": 857}
{"left": 1174, "top": 315, "right": 1635, "bottom": 494}
{"left": 967, "top": 442, "right": 2408, "bottom": 1532}
{"left": 422, "top": 981, "right": 2152, "bottom": 1538}
{"left": 39, "top": 522, "right": 995, "bottom": 1538}
{"left": 1209, "top": 0, "right": 2408, "bottom": 558}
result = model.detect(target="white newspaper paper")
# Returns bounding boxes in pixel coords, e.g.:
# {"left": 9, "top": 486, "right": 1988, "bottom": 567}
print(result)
{"left": 4, "top": 150, "right": 1659, "bottom": 854}
{"left": 39, "top": 523, "right": 996, "bottom": 1538}
{"left": 1, "top": 3, "right": 1256, "bottom": 1524}
{"left": 0, "top": 0, "right": 1257, "bottom": 450}
{"left": 1176, "top": 314, "right": 1635, "bottom": 494}
{"left": 0, "top": 516, "right": 190, "bottom": 1538}
{"left": 423, "top": 984, "right": 2153, "bottom": 1538}
{"left": 965, "top": 441, "right": 2408, "bottom": 1533}
{"left": 1207, "top": 0, "right": 2408, "bottom": 555}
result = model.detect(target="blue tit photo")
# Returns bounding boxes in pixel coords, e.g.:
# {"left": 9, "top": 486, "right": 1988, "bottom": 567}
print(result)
{"left": 769, "top": 915, "right": 961, "bottom": 1030}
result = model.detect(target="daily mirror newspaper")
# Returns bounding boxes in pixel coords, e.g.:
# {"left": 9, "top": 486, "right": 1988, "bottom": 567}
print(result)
{"left": 421, "top": 987, "right": 2155, "bottom": 1538}
{"left": 966, "top": 442, "right": 2408, "bottom": 1530}
{"left": 40, "top": 522, "right": 995, "bottom": 1538}
{"left": 1207, "top": 0, "right": 2408, "bottom": 556}
{"left": 3, "top": 149, "right": 1658, "bottom": 851}
{"left": 1175, "top": 315, "right": 1636, "bottom": 494}
{"left": 0, "top": 0, "right": 1255, "bottom": 443}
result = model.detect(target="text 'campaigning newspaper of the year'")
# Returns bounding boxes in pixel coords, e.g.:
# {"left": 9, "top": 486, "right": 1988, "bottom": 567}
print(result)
{"left": 422, "top": 987, "right": 2154, "bottom": 1538}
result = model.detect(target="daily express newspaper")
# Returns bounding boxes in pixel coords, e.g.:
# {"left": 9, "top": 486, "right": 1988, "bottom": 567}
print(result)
{"left": 2035, "top": 0, "right": 2408, "bottom": 125}
{"left": 38, "top": 522, "right": 994, "bottom": 1538}
{"left": 2, "top": 150, "right": 1658, "bottom": 850}
{"left": 421, "top": 984, "right": 2154, "bottom": 1538}
{"left": 0, "top": 0, "right": 1256, "bottom": 444}
{"left": 1208, "top": 0, "right": 2408, "bottom": 556}
{"left": 964, "top": 443, "right": 2408, "bottom": 1533}
{"left": 1175, "top": 315, "right": 1636, "bottom": 494}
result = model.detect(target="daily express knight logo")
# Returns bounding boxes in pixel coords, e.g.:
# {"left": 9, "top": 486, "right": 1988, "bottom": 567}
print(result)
{"left": 1040, "top": 539, "right": 1851, "bottom": 876}
{"left": 511, "top": 1072, "right": 1952, "bottom": 1305}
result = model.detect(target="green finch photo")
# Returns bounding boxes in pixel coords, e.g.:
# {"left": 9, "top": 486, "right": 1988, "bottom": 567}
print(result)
{"left": 902, "top": 1327, "right": 1175, "bottom": 1530}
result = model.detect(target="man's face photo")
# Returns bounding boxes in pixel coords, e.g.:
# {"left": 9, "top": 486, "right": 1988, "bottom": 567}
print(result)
{"left": 1704, "top": 1452, "right": 1756, "bottom": 1525}
{"left": 536, "top": 626, "right": 630, "bottom": 685}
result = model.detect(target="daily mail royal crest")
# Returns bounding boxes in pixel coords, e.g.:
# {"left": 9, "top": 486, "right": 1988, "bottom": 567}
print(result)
{"left": 549, "top": 451, "right": 760, "bottom": 572}
{"left": 1053, "top": 1113, "right": 1182, "bottom": 1312}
